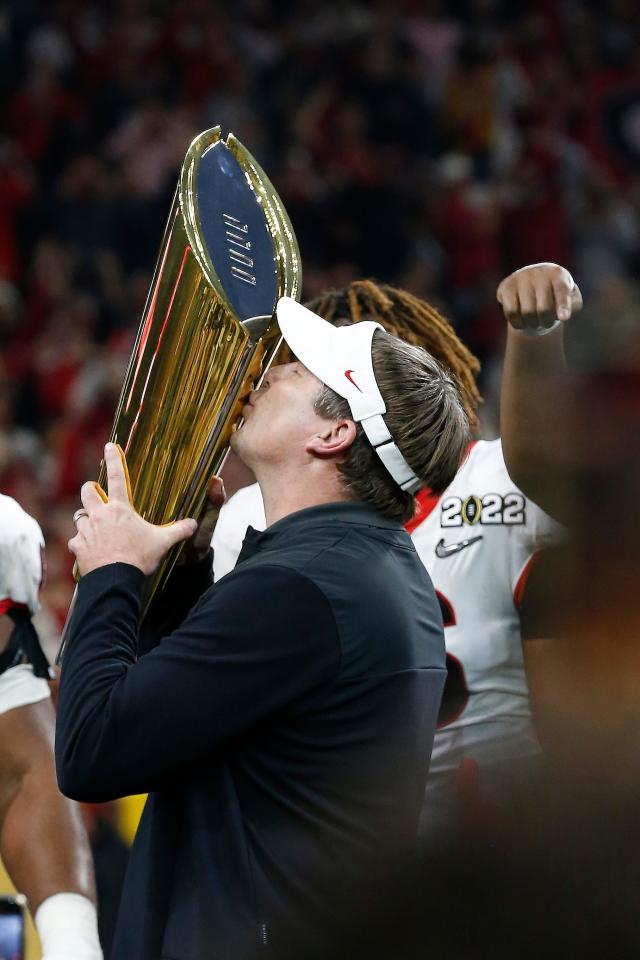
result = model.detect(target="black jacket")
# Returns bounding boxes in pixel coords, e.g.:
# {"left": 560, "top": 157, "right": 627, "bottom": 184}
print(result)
{"left": 56, "top": 501, "right": 445, "bottom": 959}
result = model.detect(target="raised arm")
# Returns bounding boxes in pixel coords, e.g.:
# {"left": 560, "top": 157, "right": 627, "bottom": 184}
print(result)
{"left": 497, "top": 263, "right": 583, "bottom": 521}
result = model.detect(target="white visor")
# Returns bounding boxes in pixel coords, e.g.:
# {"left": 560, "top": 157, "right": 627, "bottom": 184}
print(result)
{"left": 276, "top": 297, "right": 421, "bottom": 493}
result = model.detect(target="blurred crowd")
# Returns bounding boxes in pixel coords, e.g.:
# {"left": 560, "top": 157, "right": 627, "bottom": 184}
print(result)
{"left": 0, "top": 2, "right": 639, "bottom": 955}
{"left": 0, "top": 0, "right": 639, "bottom": 645}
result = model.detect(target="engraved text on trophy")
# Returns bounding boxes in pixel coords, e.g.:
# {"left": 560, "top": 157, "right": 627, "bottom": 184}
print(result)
{"left": 223, "top": 213, "right": 257, "bottom": 286}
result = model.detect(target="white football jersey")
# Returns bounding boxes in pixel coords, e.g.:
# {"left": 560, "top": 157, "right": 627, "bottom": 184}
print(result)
{"left": 408, "top": 440, "right": 560, "bottom": 838}
{"left": 212, "top": 441, "right": 561, "bottom": 836}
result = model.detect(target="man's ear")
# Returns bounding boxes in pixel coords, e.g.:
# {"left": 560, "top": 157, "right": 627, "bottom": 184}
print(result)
{"left": 306, "top": 420, "right": 357, "bottom": 460}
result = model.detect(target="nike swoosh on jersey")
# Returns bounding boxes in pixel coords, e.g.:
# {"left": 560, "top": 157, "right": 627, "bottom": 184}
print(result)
{"left": 435, "top": 535, "right": 483, "bottom": 558}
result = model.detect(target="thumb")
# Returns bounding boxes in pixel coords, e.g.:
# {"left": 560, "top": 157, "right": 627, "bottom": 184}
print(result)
{"left": 570, "top": 283, "right": 583, "bottom": 314}
{"left": 162, "top": 518, "right": 198, "bottom": 549}
{"left": 552, "top": 270, "right": 576, "bottom": 322}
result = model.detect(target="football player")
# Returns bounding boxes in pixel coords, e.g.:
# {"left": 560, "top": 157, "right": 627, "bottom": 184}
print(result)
{"left": 211, "top": 265, "right": 580, "bottom": 842}
{"left": 0, "top": 494, "right": 103, "bottom": 959}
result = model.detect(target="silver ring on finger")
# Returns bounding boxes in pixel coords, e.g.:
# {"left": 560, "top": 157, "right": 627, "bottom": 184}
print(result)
{"left": 72, "top": 508, "right": 89, "bottom": 527}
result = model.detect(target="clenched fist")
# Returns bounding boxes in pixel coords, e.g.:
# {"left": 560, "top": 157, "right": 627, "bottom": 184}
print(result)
{"left": 497, "top": 262, "right": 583, "bottom": 335}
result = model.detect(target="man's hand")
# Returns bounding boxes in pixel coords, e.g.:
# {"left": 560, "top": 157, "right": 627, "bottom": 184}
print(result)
{"left": 497, "top": 262, "right": 583, "bottom": 334}
{"left": 69, "top": 444, "right": 197, "bottom": 577}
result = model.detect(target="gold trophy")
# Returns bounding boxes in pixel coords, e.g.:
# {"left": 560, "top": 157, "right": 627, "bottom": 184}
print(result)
{"left": 58, "top": 127, "right": 301, "bottom": 658}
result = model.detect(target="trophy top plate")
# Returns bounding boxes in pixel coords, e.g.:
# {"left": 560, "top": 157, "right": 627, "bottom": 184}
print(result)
{"left": 180, "top": 127, "right": 301, "bottom": 326}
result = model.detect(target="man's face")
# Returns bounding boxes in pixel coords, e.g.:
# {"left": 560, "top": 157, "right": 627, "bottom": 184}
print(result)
{"left": 230, "top": 361, "right": 334, "bottom": 471}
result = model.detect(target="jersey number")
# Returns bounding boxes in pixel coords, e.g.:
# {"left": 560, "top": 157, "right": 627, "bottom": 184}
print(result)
{"left": 436, "top": 590, "right": 469, "bottom": 728}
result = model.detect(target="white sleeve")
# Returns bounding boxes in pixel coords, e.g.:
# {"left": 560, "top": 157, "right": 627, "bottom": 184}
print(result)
{"left": 0, "top": 663, "right": 50, "bottom": 715}
{"left": 212, "top": 483, "right": 267, "bottom": 581}
{"left": 510, "top": 497, "right": 564, "bottom": 604}
{"left": 520, "top": 496, "right": 563, "bottom": 552}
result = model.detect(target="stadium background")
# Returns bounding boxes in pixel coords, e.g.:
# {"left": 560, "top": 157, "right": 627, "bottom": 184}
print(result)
{"left": 0, "top": 0, "right": 638, "bottom": 956}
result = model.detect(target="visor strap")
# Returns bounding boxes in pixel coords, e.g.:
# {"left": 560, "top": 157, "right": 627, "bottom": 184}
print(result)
{"left": 360, "top": 414, "right": 421, "bottom": 493}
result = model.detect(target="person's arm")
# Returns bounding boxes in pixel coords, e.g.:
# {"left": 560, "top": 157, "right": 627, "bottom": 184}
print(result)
{"left": 0, "top": 697, "right": 95, "bottom": 910}
{"left": 57, "top": 443, "right": 337, "bottom": 801}
{"left": 0, "top": 694, "right": 103, "bottom": 959}
{"left": 137, "top": 549, "right": 215, "bottom": 655}
{"left": 55, "top": 562, "right": 339, "bottom": 803}
{"left": 518, "top": 545, "right": 579, "bottom": 761}
{"left": 498, "top": 263, "right": 583, "bottom": 521}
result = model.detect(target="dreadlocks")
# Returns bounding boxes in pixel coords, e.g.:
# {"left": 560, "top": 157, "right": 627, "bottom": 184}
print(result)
{"left": 305, "top": 279, "right": 481, "bottom": 429}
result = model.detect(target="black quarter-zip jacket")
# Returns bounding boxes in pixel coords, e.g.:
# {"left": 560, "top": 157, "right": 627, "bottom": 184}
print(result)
{"left": 55, "top": 501, "right": 446, "bottom": 960}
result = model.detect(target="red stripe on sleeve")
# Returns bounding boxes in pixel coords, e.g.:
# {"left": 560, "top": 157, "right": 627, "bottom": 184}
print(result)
{"left": 513, "top": 551, "right": 541, "bottom": 607}
{"left": 405, "top": 489, "right": 441, "bottom": 533}
{"left": 0, "top": 598, "right": 29, "bottom": 616}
